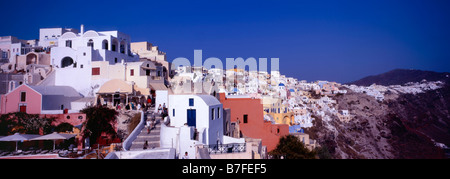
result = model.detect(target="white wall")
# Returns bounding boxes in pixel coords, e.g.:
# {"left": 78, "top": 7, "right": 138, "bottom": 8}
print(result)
{"left": 168, "top": 94, "right": 223, "bottom": 145}
{"left": 155, "top": 90, "right": 168, "bottom": 113}
{"left": 51, "top": 46, "right": 92, "bottom": 96}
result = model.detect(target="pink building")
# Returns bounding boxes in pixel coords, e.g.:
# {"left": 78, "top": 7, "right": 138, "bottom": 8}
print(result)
{"left": 0, "top": 84, "right": 42, "bottom": 114}
{"left": 1, "top": 84, "right": 83, "bottom": 114}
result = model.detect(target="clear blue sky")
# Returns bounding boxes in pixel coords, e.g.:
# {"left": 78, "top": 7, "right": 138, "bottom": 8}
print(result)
{"left": 1, "top": 0, "right": 450, "bottom": 83}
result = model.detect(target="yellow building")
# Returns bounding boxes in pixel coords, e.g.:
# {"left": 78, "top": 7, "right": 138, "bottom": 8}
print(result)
{"left": 262, "top": 96, "right": 295, "bottom": 126}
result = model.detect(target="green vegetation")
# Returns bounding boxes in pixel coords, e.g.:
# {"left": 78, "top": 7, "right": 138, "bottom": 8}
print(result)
{"left": 0, "top": 112, "right": 55, "bottom": 135}
{"left": 269, "top": 135, "right": 317, "bottom": 159}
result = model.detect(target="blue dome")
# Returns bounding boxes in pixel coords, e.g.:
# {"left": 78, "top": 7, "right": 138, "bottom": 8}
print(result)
{"left": 278, "top": 83, "right": 285, "bottom": 86}
{"left": 289, "top": 89, "right": 295, "bottom": 92}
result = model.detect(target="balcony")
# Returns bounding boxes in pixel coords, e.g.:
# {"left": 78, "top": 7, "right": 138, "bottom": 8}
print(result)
{"left": 151, "top": 76, "right": 163, "bottom": 81}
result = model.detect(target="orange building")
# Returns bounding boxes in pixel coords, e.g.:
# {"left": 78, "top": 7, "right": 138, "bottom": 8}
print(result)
{"left": 219, "top": 93, "right": 289, "bottom": 152}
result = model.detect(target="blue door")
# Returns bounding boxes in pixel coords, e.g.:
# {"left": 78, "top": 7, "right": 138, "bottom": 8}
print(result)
{"left": 187, "top": 109, "right": 196, "bottom": 127}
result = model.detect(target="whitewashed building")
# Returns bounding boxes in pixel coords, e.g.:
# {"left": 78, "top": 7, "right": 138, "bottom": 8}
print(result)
{"left": 161, "top": 94, "right": 244, "bottom": 159}
{"left": 49, "top": 25, "right": 139, "bottom": 96}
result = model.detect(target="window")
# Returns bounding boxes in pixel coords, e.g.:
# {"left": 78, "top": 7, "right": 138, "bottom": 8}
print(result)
{"left": 92, "top": 67, "right": 100, "bottom": 75}
{"left": 217, "top": 107, "right": 220, "bottom": 118}
{"left": 87, "top": 39, "right": 94, "bottom": 48}
{"left": 189, "top": 98, "right": 194, "bottom": 106}
{"left": 243, "top": 114, "right": 248, "bottom": 124}
{"left": 130, "top": 69, "right": 134, "bottom": 76}
{"left": 102, "top": 40, "right": 108, "bottom": 50}
{"left": 211, "top": 108, "right": 215, "bottom": 120}
{"left": 173, "top": 109, "right": 175, "bottom": 117}
{"left": 114, "top": 58, "right": 118, "bottom": 63}
{"left": 20, "top": 92, "right": 26, "bottom": 102}
{"left": 2, "top": 51, "right": 8, "bottom": 59}
{"left": 120, "top": 44, "right": 125, "bottom": 54}
{"left": 66, "top": 40, "right": 72, "bottom": 48}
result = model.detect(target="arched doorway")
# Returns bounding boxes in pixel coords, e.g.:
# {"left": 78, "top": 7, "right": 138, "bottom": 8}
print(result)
{"left": 120, "top": 40, "right": 126, "bottom": 54}
{"left": 61, "top": 57, "right": 74, "bottom": 68}
{"left": 112, "top": 39, "right": 118, "bottom": 52}
{"left": 26, "top": 53, "right": 38, "bottom": 65}
{"left": 283, "top": 116, "right": 290, "bottom": 125}
{"left": 102, "top": 39, "right": 108, "bottom": 50}
{"left": 87, "top": 39, "right": 94, "bottom": 48}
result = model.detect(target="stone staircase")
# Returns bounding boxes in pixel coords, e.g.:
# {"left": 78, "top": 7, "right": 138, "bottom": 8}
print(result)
{"left": 130, "top": 111, "right": 162, "bottom": 151}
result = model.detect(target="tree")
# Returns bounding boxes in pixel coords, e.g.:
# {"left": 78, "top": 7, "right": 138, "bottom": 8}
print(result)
{"left": 269, "top": 135, "right": 316, "bottom": 159}
{"left": 0, "top": 112, "right": 55, "bottom": 135}
{"left": 54, "top": 122, "right": 74, "bottom": 133}
{"left": 315, "top": 145, "right": 333, "bottom": 159}
{"left": 80, "top": 105, "right": 118, "bottom": 147}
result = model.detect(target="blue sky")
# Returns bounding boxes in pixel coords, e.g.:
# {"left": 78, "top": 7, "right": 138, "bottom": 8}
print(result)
{"left": 1, "top": 0, "right": 450, "bottom": 83}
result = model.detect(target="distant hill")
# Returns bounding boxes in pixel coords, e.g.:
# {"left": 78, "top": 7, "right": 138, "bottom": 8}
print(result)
{"left": 348, "top": 69, "right": 450, "bottom": 86}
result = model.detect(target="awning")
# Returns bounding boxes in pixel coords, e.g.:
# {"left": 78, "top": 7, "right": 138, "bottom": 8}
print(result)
{"left": 0, "top": 133, "right": 40, "bottom": 141}
{"left": 30, "top": 132, "right": 76, "bottom": 150}
{"left": 30, "top": 132, "right": 76, "bottom": 141}
{"left": 0, "top": 133, "right": 40, "bottom": 151}
{"left": 97, "top": 79, "right": 133, "bottom": 94}
{"left": 134, "top": 85, "right": 150, "bottom": 96}
{"left": 149, "top": 83, "right": 168, "bottom": 91}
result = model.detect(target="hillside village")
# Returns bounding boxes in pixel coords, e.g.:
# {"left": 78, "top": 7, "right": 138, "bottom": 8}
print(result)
{"left": 0, "top": 25, "right": 445, "bottom": 159}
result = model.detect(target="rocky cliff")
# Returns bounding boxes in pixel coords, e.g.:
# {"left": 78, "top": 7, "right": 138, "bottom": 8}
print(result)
{"left": 306, "top": 70, "right": 450, "bottom": 159}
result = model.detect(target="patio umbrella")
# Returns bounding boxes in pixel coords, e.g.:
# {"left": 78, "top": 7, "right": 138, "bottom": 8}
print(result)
{"left": 30, "top": 132, "right": 76, "bottom": 150}
{"left": 0, "top": 133, "right": 40, "bottom": 151}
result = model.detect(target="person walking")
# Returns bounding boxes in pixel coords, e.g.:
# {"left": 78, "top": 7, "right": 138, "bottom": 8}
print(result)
{"left": 146, "top": 120, "right": 151, "bottom": 134}
{"left": 157, "top": 104, "right": 162, "bottom": 114}
{"left": 143, "top": 141, "right": 149, "bottom": 150}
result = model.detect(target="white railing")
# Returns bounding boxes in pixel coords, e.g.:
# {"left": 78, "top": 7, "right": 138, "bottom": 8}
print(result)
{"left": 122, "top": 111, "right": 145, "bottom": 151}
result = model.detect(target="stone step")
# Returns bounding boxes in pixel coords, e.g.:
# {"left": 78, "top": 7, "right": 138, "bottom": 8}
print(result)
{"left": 128, "top": 113, "right": 162, "bottom": 150}
{"left": 132, "top": 140, "right": 159, "bottom": 145}
{"left": 136, "top": 134, "right": 159, "bottom": 138}
{"left": 130, "top": 141, "right": 160, "bottom": 150}
{"left": 135, "top": 137, "right": 160, "bottom": 142}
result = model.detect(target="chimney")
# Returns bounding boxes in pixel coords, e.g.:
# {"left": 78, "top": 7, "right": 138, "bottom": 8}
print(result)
{"left": 80, "top": 24, "right": 84, "bottom": 34}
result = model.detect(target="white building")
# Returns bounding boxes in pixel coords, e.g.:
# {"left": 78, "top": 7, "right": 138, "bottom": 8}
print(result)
{"left": 49, "top": 25, "right": 139, "bottom": 96}
{"left": 39, "top": 27, "right": 79, "bottom": 48}
{"left": 161, "top": 94, "right": 244, "bottom": 159}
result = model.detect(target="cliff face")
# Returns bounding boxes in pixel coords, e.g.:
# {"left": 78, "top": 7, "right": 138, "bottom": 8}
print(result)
{"left": 349, "top": 69, "right": 450, "bottom": 86}
{"left": 306, "top": 82, "right": 449, "bottom": 159}
{"left": 385, "top": 82, "right": 450, "bottom": 158}
{"left": 306, "top": 90, "right": 395, "bottom": 159}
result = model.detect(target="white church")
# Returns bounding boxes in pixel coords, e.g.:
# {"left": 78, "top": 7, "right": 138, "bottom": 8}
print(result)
{"left": 50, "top": 25, "right": 139, "bottom": 96}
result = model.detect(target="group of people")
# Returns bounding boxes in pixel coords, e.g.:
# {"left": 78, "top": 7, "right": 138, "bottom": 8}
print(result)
{"left": 156, "top": 103, "right": 167, "bottom": 114}
{"left": 115, "top": 100, "right": 155, "bottom": 111}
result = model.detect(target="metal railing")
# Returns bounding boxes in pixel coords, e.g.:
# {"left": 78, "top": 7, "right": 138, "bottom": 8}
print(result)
{"left": 205, "top": 143, "right": 246, "bottom": 154}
